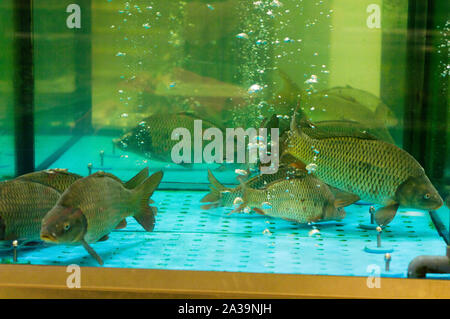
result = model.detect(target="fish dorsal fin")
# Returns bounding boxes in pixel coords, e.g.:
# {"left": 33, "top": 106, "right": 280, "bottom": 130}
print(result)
{"left": 124, "top": 168, "right": 149, "bottom": 189}
{"left": 290, "top": 111, "right": 301, "bottom": 135}
{"left": 302, "top": 120, "right": 379, "bottom": 140}
{"left": 260, "top": 114, "right": 279, "bottom": 130}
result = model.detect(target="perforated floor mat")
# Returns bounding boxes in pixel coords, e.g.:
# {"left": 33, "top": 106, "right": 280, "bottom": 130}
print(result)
{"left": 2, "top": 190, "right": 447, "bottom": 278}
{"left": 1, "top": 135, "right": 448, "bottom": 279}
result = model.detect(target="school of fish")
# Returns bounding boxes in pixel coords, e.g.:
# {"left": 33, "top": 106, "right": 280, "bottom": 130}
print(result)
{"left": 0, "top": 68, "right": 446, "bottom": 267}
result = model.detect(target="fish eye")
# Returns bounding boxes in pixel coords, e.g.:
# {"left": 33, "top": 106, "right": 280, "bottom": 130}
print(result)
{"left": 424, "top": 193, "right": 431, "bottom": 200}
{"left": 63, "top": 223, "right": 71, "bottom": 231}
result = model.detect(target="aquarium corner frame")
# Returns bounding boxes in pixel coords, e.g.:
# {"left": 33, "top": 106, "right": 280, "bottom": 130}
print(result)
{"left": 13, "top": 0, "right": 35, "bottom": 176}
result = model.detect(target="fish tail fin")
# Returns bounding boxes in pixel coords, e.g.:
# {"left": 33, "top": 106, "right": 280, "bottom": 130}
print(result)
{"left": 291, "top": 107, "right": 312, "bottom": 136}
{"left": 132, "top": 171, "right": 164, "bottom": 231}
{"left": 124, "top": 167, "right": 149, "bottom": 189}
{"left": 200, "top": 170, "right": 230, "bottom": 209}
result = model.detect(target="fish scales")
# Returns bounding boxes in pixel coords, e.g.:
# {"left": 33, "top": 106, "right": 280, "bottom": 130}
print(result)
{"left": 116, "top": 113, "right": 219, "bottom": 161}
{"left": 0, "top": 181, "right": 60, "bottom": 240}
{"left": 244, "top": 177, "right": 342, "bottom": 223}
{"left": 60, "top": 176, "right": 132, "bottom": 243}
{"left": 286, "top": 131, "right": 424, "bottom": 205}
{"left": 40, "top": 169, "right": 163, "bottom": 265}
{"left": 217, "top": 166, "right": 305, "bottom": 208}
{"left": 16, "top": 169, "right": 82, "bottom": 193}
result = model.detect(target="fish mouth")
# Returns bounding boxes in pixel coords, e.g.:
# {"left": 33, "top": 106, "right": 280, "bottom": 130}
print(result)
{"left": 40, "top": 233, "right": 57, "bottom": 242}
{"left": 426, "top": 196, "right": 444, "bottom": 210}
{"left": 430, "top": 202, "right": 444, "bottom": 210}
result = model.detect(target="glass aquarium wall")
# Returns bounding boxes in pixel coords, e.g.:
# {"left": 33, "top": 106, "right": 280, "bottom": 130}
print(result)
{"left": 33, "top": 0, "right": 92, "bottom": 170}
{"left": 0, "top": 0, "right": 448, "bottom": 280}
{"left": 424, "top": 0, "right": 449, "bottom": 243}
{"left": 86, "top": 0, "right": 403, "bottom": 185}
{"left": 0, "top": 0, "right": 15, "bottom": 179}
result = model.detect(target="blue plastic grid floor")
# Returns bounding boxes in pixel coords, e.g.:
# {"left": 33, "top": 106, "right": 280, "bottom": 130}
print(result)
{"left": 1, "top": 191, "right": 448, "bottom": 279}
{"left": 0, "top": 135, "right": 448, "bottom": 279}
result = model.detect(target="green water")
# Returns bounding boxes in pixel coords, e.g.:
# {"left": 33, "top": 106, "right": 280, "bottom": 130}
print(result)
{"left": 0, "top": 0, "right": 448, "bottom": 273}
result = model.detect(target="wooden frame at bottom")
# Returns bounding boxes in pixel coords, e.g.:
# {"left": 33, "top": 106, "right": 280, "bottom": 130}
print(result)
{"left": 0, "top": 264, "right": 449, "bottom": 298}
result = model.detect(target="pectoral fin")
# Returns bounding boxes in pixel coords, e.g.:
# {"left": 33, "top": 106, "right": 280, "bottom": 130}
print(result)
{"left": 80, "top": 238, "right": 104, "bottom": 266}
{"left": 374, "top": 203, "right": 399, "bottom": 226}
{"left": 115, "top": 219, "right": 127, "bottom": 230}
{"left": 331, "top": 187, "right": 360, "bottom": 208}
{"left": 97, "top": 234, "right": 109, "bottom": 242}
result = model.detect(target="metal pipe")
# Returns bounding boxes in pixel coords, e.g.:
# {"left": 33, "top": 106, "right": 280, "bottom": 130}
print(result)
{"left": 408, "top": 246, "right": 450, "bottom": 278}
{"left": 12, "top": 240, "right": 18, "bottom": 263}
{"left": 369, "top": 206, "right": 375, "bottom": 224}
{"left": 376, "top": 226, "right": 382, "bottom": 248}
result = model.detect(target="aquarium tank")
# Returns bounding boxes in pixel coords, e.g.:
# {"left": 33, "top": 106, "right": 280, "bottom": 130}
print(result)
{"left": 0, "top": 0, "right": 448, "bottom": 296}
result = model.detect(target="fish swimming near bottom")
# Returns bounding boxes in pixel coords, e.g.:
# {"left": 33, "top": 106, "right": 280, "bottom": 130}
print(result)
{"left": 231, "top": 172, "right": 348, "bottom": 224}
{"left": 0, "top": 168, "right": 150, "bottom": 244}
{"left": 200, "top": 165, "right": 309, "bottom": 209}
{"left": 40, "top": 170, "right": 164, "bottom": 265}
{"left": 113, "top": 112, "right": 223, "bottom": 165}
{"left": 283, "top": 111, "right": 443, "bottom": 225}
{"left": 201, "top": 167, "right": 356, "bottom": 224}
{"left": 201, "top": 165, "right": 359, "bottom": 210}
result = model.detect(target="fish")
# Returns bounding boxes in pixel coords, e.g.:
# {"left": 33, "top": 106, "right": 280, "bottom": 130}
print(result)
{"left": 0, "top": 180, "right": 61, "bottom": 241}
{"left": 261, "top": 114, "right": 389, "bottom": 172}
{"left": 200, "top": 166, "right": 306, "bottom": 209}
{"left": 120, "top": 67, "right": 247, "bottom": 129}
{"left": 113, "top": 112, "right": 224, "bottom": 165}
{"left": 200, "top": 165, "right": 359, "bottom": 211}
{"left": 0, "top": 168, "right": 150, "bottom": 244}
{"left": 283, "top": 111, "right": 444, "bottom": 226}
{"left": 320, "top": 85, "right": 398, "bottom": 127}
{"left": 301, "top": 92, "right": 396, "bottom": 144}
{"left": 262, "top": 114, "right": 383, "bottom": 145}
{"left": 271, "top": 70, "right": 396, "bottom": 143}
{"left": 40, "top": 170, "right": 164, "bottom": 265}
{"left": 230, "top": 172, "right": 348, "bottom": 224}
